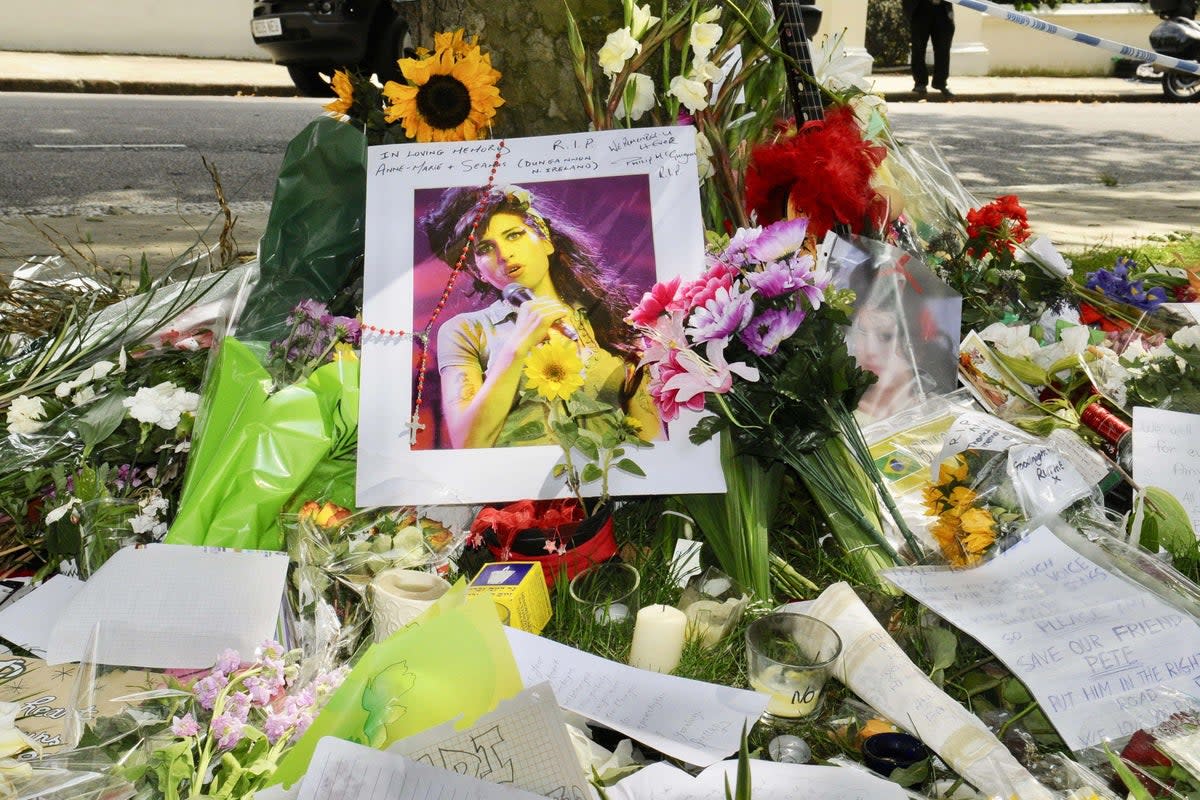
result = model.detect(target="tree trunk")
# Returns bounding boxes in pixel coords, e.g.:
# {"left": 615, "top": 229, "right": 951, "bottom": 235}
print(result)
{"left": 402, "top": 0, "right": 621, "bottom": 138}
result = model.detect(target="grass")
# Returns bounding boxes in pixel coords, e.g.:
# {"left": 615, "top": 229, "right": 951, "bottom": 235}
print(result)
{"left": 1063, "top": 230, "right": 1200, "bottom": 281}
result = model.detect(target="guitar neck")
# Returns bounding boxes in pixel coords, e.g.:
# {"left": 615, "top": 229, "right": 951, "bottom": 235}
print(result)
{"left": 771, "top": 0, "right": 825, "bottom": 124}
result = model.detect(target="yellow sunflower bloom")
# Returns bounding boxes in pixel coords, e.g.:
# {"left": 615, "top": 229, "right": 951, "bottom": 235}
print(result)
{"left": 948, "top": 485, "right": 977, "bottom": 510}
{"left": 937, "top": 454, "right": 969, "bottom": 485}
{"left": 383, "top": 35, "right": 504, "bottom": 142}
{"left": 524, "top": 338, "right": 585, "bottom": 401}
{"left": 324, "top": 70, "right": 355, "bottom": 117}
{"left": 922, "top": 485, "right": 947, "bottom": 516}
{"left": 960, "top": 506, "right": 996, "bottom": 537}
{"left": 433, "top": 28, "right": 476, "bottom": 57}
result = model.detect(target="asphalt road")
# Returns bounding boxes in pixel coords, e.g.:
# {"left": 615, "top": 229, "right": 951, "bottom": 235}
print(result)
{"left": 0, "top": 92, "right": 1198, "bottom": 271}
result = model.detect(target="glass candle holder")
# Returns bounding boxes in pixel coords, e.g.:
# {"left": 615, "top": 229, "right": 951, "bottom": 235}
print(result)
{"left": 745, "top": 612, "right": 841, "bottom": 721}
{"left": 568, "top": 561, "right": 640, "bottom": 627}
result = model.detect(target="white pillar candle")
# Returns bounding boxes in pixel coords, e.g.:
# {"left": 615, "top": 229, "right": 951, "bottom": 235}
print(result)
{"left": 628, "top": 604, "right": 688, "bottom": 673}
{"left": 369, "top": 568, "right": 451, "bottom": 642}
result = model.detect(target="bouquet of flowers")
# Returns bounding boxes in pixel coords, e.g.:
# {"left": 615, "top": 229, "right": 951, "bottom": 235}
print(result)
{"left": 78, "top": 642, "right": 347, "bottom": 800}
{"left": 627, "top": 217, "right": 922, "bottom": 589}
{"left": 922, "top": 452, "right": 1023, "bottom": 567}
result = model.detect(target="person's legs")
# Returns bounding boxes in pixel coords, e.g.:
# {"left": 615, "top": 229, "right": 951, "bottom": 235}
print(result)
{"left": 910, "top": 9, "right": 933, "bottom": 91}
{"left": 930, "top": 9, "right": 955, "bottom": 91}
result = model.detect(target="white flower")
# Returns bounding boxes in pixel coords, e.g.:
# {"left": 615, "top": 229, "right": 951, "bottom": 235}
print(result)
{"left": 71, "top": 385, "right": 97, "bottom": 407}
{"left": 694, "top": 130, "right": 714, "bottom": 181}
{"left": 1172, "top": 325, "right": 1200, "bottom": 348}
{"left": 696, "top": 6, "right": 721, "bottom": 24}
{"left": 6, "top": 395, "right": 47, "bottom": 435}
{"left": 692, "top": 58, "right": 724, "bottom": 85}
{"left": 979, "top": 323, "right": 1039, "bottom": 359}
{"left": 668, "top": 75, "right": 710, "bottom": 113}
{"left": 44, "top": 498, "right": 81, "bottom": 525}
{"left": 630, "top": 4, "right": 659, "bottom": 39}
{"left": 122, "top": 382, "right": 200, "bottom": 430}
{"left": 689, "top": 20, "right": 723, "bottom": 62}
{"left": 616, "top": 73, "right": 656, "bottom": 121}
{"left": 598, "top": 27, "right": 640, "bottom": 78}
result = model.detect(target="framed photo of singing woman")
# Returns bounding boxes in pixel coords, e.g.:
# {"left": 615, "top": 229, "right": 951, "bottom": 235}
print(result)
{"left": 357, "top": 128, "right": 725, "bottom": 506}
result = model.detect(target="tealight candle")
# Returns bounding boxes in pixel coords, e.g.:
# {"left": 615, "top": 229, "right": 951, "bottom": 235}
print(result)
{"left": 629, "top": 604, "right": 688, "bottom": 673}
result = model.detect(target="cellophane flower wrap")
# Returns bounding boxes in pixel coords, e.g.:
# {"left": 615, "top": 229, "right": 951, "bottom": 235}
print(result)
{"left": 628, "top": 218, "right": 922, "bottom": 587}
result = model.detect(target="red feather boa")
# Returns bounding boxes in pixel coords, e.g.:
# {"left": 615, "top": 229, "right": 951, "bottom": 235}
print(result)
{"left": 744, "top": 106, "right": 886, "bottom": 237}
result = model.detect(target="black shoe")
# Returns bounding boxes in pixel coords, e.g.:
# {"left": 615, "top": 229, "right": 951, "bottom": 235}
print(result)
{"left": 936, "top": 86, "right": 954, "bottom": 98}
{"left": 913, "top": 85, "right": 928, "bottom": 95}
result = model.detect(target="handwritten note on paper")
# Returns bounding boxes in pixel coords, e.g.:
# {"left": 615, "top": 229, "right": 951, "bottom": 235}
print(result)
{"left": 387, "top": 683, "right": 590, "bottom": 800}
{"left": 605, "top": 760, "right": 907, "bottom": 800}
{"left": 1133, "top": 407, "right": 1200, "bottom": 532}
{"left": 1008, "top": 443, "right": 1093, "bottom": 516}
{"left": 299, "top": 737, "right": 547, "bottom": 800}
{"left": 885, "top": 527, "right": 1200, "bottom": 751}
{"left": 505, "top": 628, "right": 767, "bottom": 767}
{"left": 933, "top": 411, "right": 1028, "bottom": 477}
{"left": 45, "top": 544, "right": 287, "bottom": 668}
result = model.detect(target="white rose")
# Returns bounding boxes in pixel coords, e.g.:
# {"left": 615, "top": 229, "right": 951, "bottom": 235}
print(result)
{"left": 617, "top": 73, "right": 656, "bottom": 121}
{"left": 6, "top": 395, "right": 47, "bottom": 435}
{"left": 668, "top": 75, "right": 710, "bottom": 113}
{"left": 689, "top": 21, "right": 723, "bottom": 62}
{"left": 598, "top": 28, "right": 640, "bottom": 78}
{"left": 630, "top": 4, "right": 660, "bottom": 39}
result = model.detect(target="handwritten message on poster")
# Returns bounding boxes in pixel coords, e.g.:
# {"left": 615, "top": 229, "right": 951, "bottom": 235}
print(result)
{"left": 885, "top": 527, "right": 1200, "bottom": 751}
{"left": 1133, "top": 407, "right": 1200, "bottom": 532}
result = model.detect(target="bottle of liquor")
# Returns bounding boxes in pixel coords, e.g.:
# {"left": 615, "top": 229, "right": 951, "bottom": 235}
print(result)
{"left": 1079, "top": 400, "right": 1133, "bottom": 475}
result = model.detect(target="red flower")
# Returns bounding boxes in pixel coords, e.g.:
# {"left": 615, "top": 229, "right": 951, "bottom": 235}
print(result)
{"left": 965, "top": 195, "right": 1030, "bottom": 257}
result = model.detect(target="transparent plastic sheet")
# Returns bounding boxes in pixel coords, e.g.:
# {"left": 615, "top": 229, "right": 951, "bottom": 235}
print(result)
{"left": 282, "top": 505, "right": 469, "bottom": 671}
{"left": 233, "top": 115, "right": 367, "bottom": 344}
{"left": 826, "top": 234, "right": 963, "bottom": 426}
{"left": 874, "top": 135, "right": 979, "bottom": 258}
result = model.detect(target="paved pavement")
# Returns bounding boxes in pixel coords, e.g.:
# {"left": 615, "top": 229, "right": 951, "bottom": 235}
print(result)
{"left": 0, "top": 49, "right": 1168, "bottom": 102}
{"left": 0, "top": 49, "right": 1191, "bottom": 269}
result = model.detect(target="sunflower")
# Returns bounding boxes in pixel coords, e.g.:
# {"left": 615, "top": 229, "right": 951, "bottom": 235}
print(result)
{"left": 383, "top": 31, "right": 504, "bottom": 143}
{"left": 524, "top": 338, "right": 585, "bottom": 401}
{"left": 324, "top": 70, "right": 355, "bottom": 117}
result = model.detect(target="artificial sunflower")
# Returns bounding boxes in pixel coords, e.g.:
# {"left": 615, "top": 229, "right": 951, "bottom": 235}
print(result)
{"left": 383, "top": 29, "right": 504, "bottom": 143}
{"left": 524, "top": 337, "right": 585, "bottom": 401}
{"left": 324, "top": 69, "right": 355, "bottom": 117}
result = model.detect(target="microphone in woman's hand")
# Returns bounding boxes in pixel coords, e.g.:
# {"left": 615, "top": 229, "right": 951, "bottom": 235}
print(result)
{"left": 502, "top": 283, "right": 579, "bottom": 341}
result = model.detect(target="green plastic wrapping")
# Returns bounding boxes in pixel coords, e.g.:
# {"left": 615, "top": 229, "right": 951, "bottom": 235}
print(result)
{"left": 166, "top": 338, "right": 360, "bottom": 551}
{"left": 234, "top": 116, "right": 367, "bottom": 343}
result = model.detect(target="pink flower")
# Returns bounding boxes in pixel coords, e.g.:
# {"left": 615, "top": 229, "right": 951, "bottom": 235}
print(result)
{"left": 193, "top": 672, "right": 228, "bottom": 710}
{"left": 170, "top": 713, "right": 201, "bottom": 738}
{"left": 686, "top": 285, "right": 755, "bottom": 343}
{"left": 679, "top": 262, "right": 737, "bottom": 311}
{"left": 650, "top": 352, "right": 709, "bottom": 423}
{"left": 628, "top": 276, "right": 683, "bottom": 327}
{"left": 649, "top": 341, "right": 759, "bottom": 421}
{"left": 211, "top": 713, "right": 245, "bottom": 750}
{"left": 740, "top": 308, "right": 806, "bottom": 356}
{"left": 214, "top": 649, "right": 241, "bottom": 675}
{"left": 225, "top": 691, "right": 251, "bottom": 723}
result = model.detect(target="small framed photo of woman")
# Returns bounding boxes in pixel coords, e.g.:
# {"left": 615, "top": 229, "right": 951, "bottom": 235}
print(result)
{"left": 357, "top": 128, "right": 725, "bottom": 506}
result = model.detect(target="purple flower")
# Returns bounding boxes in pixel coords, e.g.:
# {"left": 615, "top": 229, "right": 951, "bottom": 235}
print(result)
{"left": 244, "top": 676, "right": 274, "bottom": 707}
{"left": 193, "top": 672, "right": 228, "bottom": 710}
{"left": 214, "top": 649, "right": 241, "bottom": 675}
{"left": 332, "top": 316, "right": 362, "bottom": 346}
{"left": 1086, "top": 257, "right": 1168, "bottom": 312}
{"left": 687, "top": 285, "right": 756, "bottom": 343}
{"left": 255, "top": 640, "right": 286, "bottom": 661}
{"left": 263, "top": 709, "right": 295, "bottom": 744}
{"left": 225, "top": 691, "right": 251, "bottom": 723}
{"left": 745, "top": 217, "right": 810, "bottom": 263}
{"left": 294, "top": 299, "right": 329, "bottom": 322}
{"left": 313, "top": 665, "right": 350, "bottom": 697}
{"left": 211, "top": 713, "right": 245, "bottom": 750}
{"left": 170, "top": 713, "right": 201, "bottom": 738}
{"left": 740, "top": 307, "right": 807, "bottom": 356}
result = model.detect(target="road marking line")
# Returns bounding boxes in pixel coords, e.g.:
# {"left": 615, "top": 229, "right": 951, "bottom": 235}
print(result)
{"left": 33, "top": 143, "right": 187, "bottom": 150}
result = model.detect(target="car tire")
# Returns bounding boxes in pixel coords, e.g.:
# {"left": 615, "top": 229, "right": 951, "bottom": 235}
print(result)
{"left": 288, "top": 65, "right": 335, "bottom": 97}
{"left": 1162, "top": 71, "right": 1200, "bottom": 102}
{"left": 373, "top": 14, "right": 413, "bottom": 85}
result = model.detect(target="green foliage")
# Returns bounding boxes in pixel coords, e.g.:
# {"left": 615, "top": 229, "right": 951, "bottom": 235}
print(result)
{"left": 866, "top": 0, "right": 911, "bottom": 68}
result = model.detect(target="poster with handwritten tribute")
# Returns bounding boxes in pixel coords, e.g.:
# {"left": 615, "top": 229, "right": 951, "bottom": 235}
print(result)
{"left": 358, "top": 128, "right": 723, "bottom": 506}
{"left": 885, "top": 527, "right": 1200, "bottom": 751}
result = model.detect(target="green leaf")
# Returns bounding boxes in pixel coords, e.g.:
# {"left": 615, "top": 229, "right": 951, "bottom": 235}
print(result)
{"left": 887, "top": 759, "right": 931, "bottom": 788}
{"left": 507, "top": 420, "right": 548, "bottom": 442}
{"left": 75, "top": 392, "right": 129, "bottom": 454}
{"left": 552, "top": 462, "right": 568, "bottom": 478}
{"left": 581, "top": 463, "right": 603, "bottom": 484}
{"left": 1105, "top": 742, "right": 1156, "bottom": 800}
{"left": 688, "top": 414, "right": 726, "bottom": 445}
{"left": 613, "top": 458, "right": 645, "bottom": 477}
{"left": 1141, "top": 486, "right": 1197, "bottom": 561}
{"left": 922, "top": 626, "right": 958, "bottom": 674}
{"left": 576, "top": 437, "right": 601, "bottom": 463}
